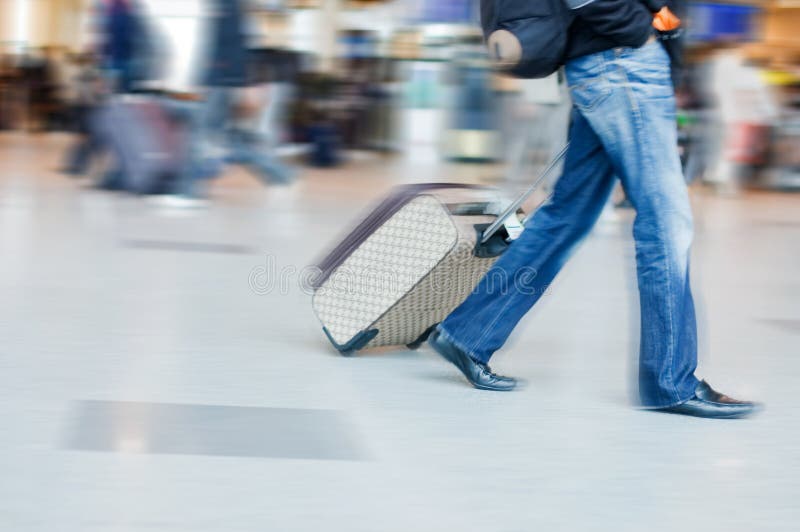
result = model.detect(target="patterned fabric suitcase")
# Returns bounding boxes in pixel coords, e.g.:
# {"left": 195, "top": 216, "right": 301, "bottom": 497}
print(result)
{"left": 311, "top": 183, "right": 519, "bottom": 355}
{"left": 311, "top": 148, "right": 566, "bottom": 356}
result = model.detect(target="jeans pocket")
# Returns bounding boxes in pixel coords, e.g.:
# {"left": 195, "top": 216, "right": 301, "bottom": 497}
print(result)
{"left": 568, "top": 78, "right": 611, "bottom": 112}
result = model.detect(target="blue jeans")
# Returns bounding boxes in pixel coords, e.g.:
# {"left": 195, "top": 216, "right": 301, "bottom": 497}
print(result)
{"left": 438, "top": 40, "right": 699, "bottom": 408}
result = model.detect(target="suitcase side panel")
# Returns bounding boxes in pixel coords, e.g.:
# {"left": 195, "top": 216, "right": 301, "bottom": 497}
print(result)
{"left": 313, "top": 195, "right": 459, "bottom": 346}
{"left": 364, "top": 239, "right": 499, "bottom": 349}
{"left": 312, "top": 183, "right": 491, "bottom": 290}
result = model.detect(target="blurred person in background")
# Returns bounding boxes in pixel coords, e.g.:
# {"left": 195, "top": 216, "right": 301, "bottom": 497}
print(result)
{"left": 53, "top": 51, "right": 82, "bottom": 131}
{"left": 65, "top": 0, "right": 165, "bottom": 190}
{"left": 704, "top": 48, "right": 778, "bottom": 193}
{"left": 173, "top": 0, "right": 295, "bottom": 201}
{"left": 62, "top": 51, "right": 105, "bottom": 176}
{"left": 99, "top": 0, "right": 151, "bottom": 94}
{"left": 429, "top": 0, "right": 760, "bottom": 419}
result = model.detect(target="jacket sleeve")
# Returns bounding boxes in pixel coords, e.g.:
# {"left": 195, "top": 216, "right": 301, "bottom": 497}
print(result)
{"left": 640, "top": 0, "right": 668, "bottom": 12}
{"left": 562, "top": 0, "right": 655, "bottom": 44}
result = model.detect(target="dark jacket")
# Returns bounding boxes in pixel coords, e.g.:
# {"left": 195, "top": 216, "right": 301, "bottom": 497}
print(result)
{"left": 564, "top": 0, "right": 683, "bottom": 61}
{"left": 205, "top": 0, "right": 249, "bottom": 87}
{"left": 99, "top": 0, "right": 158, "bottom": 92}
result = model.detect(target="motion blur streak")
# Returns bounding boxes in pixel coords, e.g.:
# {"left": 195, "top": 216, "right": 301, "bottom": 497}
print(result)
{"left": 0, "top": 1, "right": 797, "bottom": 531}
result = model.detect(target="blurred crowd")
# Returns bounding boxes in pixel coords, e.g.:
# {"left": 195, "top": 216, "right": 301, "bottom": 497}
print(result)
{"left": 1, "top": 0, "right": 304, "bottom": 205}
{"left": 0, "top": 0, "right": 404, "bottom": 205}
{"left": 1, "top": 0, "right": 799, "bottom": 201}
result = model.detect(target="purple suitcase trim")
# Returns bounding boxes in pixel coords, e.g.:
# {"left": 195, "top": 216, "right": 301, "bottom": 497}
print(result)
{"left": 311, "top": 183, "right": 488, "bottom": 290}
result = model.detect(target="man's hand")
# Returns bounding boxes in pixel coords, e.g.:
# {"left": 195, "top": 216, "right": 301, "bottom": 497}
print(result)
{"left": 653, "top": 6, "right": 681, "bottom": 32}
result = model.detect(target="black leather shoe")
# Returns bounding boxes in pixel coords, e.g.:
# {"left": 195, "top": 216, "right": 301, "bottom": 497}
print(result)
{"left": 657, "top": 381, "right": 761, "bottom": 419}
{"left": 428, "top": 330, "right": 517, "bottom": 391}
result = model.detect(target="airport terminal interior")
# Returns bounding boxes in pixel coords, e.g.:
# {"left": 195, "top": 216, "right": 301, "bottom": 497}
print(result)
{"left": 1, "top": 1, "right": 799, "bottom": 531}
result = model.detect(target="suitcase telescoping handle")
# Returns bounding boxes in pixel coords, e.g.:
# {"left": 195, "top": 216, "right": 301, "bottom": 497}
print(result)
{"left": 479, "top": 143, "right": 570, "bottom": 245}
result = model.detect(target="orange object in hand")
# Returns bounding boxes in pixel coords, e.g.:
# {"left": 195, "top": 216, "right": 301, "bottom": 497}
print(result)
{"left": 653, "top": 7, "right": 681, "bottom": 31}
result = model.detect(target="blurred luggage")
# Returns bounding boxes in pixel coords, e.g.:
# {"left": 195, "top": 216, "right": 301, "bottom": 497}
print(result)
{"left": 95, "top": 96, "right": 186, "bottom": 194}
{"left": 311, "top": 149, "right": 567, "bottom": 355}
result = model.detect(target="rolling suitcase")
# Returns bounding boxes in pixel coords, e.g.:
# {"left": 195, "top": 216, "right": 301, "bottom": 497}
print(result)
{"left": 96, "top": 96, "right": 186, "bottom": 194}
{"left": 311, "top": 147, "right": 568, "bottom": 356}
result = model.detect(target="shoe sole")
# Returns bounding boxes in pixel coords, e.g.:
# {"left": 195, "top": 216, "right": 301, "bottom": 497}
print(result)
{"left": 656, "top": 408, "right": 759, "bottom": 420}
{"left": 471, "top": 382, "right": 517, "bottom": 392}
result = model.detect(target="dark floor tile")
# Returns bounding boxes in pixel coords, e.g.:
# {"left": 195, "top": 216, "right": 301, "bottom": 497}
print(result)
{"left": 122, "top": 240, "right": 254, "bottom": 255}
{"left": 64, "top": 401, "right": 365, "bottom": 460}
{"left": 759, "top": 318, "right": 800, "bottom": 334}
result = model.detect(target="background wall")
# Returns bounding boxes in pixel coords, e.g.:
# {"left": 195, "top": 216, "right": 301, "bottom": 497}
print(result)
{"left": 0, "top": 0, "right": 90, "bottom": 52}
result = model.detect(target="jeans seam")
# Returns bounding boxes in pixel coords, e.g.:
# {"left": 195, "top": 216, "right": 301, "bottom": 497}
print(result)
{"left": 666, "top": 262, "right": 679, "bottom": 402}
{"left": 615, "top": 52, "right": 641, "bottom": 129}
{"left": 468, "top": 285, "right": 521, "bottom": 362}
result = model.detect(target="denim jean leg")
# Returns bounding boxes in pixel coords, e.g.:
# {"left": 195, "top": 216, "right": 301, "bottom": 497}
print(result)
{"left": 439, "top": 109, "right": 616, "bottom": 363}
{"left": 567, "top": 42, "right": 700, "bottom": 407}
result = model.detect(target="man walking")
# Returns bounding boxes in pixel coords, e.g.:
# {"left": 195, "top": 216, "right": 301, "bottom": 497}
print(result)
{"left": 429, "top": 0, "right": 760, "bottom": 419}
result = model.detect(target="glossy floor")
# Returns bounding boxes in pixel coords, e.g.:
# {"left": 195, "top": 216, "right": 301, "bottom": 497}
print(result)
{"left": 1, "top": 133, "right": 798, "bottom": 531}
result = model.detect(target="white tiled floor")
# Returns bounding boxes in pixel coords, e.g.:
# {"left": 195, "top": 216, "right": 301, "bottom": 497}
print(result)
{"left": 1, "top": 132, "right": 798, "bottom": 531}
